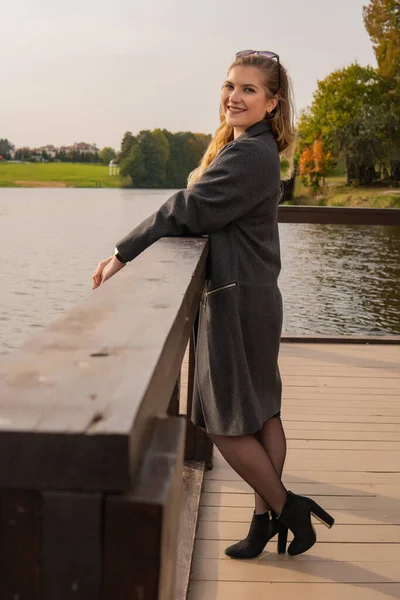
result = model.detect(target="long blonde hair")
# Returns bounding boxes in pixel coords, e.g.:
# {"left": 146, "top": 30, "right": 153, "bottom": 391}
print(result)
{"left": 187, "top": 53, "right": 296, "bottom": 186}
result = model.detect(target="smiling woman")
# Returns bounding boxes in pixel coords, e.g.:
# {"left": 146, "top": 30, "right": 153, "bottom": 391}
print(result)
{"left": 187, "top": 51, "right": 296, "bottom": 187}
{"left": 92, "top": 49, "right": 334, "bottom": 562}
{"left": 222, "top": 68, "right": 278, "bottom": 138}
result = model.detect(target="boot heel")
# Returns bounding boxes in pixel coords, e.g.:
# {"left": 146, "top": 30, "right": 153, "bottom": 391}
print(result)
{"left": 310, "top": 501, "right": 335, "bottom": 529}
{"left": 277, "top": 522, "right": 288, "bottom": 554}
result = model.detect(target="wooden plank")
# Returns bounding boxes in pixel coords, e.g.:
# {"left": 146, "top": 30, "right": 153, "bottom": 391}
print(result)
{"left": 285, "top": 407, "right": 400, "bottom": 416}
{"left": 280, "top": 367, "right": 400, "bottom": 377}
{"left": 42, "top": 492, "right": 102, "bottom": 600}
{"left": 286, "top": 440, "right": 400, "bottom": 450}
{"left": 202, "top": 480, "right": 378, "bottom": 496}
{"left": 279, "top": 342, "right": 400, "bottom": 352}
{"left": 167, "top": 377, "right": 180, "bottom": 417}
{"left": 285, "top": 431, "right": 400, "bottom": 441}
{"left": 185, "top": 330, "right": 197, "bottom": 462}
{"left": 196, "top": 521, "right": 400, "bottom": 543}
{"left": 198, "top": 506, "right": 400, "bottom": 526}
{"left": 281, "top": 421, "right": 400, "bottom": 432}
{"left": 175, "top": 462, "right": 205, "bottom": 600}
{"left": 0, "top": 238, "right": 208, "bottom": 491}
{"left": 283, "top": 399, "right": 400, "bottom": 407}
{"left": 0, "top": 490, "right": 42, "bottom": 600}
{"left": 278, "top": 414, "right": 400, "bottom": 423}
{"left": 193, "top": 539, "right": 400, "bottom": 559}
{"left": 283, "top": 389, "right": 400, "bottom": 397}
{"left": 205, "top": 468, "right": 400, "bottom": 484}
{"left": 212, "top": 448, "right": 400, "bottom": 470}
{"left": 200, "top": 493, "right": 400, "bottom": 510}
{"left": 103, "top": 416, "right": 185, "bottom": 600}
{"left": 188, "top": 582, "right": 400, "bottom": 600}
{"left": 281, "top": 376, "right": 400, "bottom": 389}
{"left": 281, "top": 334, "right": 400, "bottom": 343}
{"left": 191, "top": 557, "right": 400, "bottom": 582}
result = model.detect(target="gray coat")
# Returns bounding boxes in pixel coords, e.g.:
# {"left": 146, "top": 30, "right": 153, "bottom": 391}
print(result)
{"left": 116, "top": 118, "right": 283, "bottom": 436}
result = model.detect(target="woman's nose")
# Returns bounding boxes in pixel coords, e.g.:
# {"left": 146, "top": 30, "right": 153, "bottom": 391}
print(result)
{"left": 229, "top": 88, "right": 242, "bottom": 103}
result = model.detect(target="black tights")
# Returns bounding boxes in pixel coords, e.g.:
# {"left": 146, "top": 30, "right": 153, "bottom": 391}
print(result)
{"left": 207, "top": 413, "right": 287, "bottom": 515}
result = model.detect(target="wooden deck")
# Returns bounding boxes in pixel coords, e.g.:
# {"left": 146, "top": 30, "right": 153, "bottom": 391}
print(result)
{"left": 186, "top": 342, "right": 400, "bottom": 600}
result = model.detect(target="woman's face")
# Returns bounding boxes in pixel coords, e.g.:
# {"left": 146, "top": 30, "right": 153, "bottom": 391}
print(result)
{"left": 221, "top": 65, "right": 278, "bottom": 138}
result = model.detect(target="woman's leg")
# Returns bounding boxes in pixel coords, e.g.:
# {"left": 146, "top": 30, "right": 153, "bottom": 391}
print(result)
{"left": 208, "top": 431, "right": 287, "bottom": 515}
{"left": 254, "top": 414, "right": 287, "bottom": 513}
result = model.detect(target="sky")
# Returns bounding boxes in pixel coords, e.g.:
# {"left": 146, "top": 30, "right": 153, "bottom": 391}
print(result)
{"left": 1, "top": 0, "right": 377, "bottom": 150}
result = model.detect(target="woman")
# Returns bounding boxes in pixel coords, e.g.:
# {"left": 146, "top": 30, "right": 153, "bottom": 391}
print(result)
{"left": 92, "top": 50, "right": 334, "bottom": 558}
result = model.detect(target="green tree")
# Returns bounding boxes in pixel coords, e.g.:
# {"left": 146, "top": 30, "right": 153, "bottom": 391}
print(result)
{"left": 296, "top": 63, "right": 384, "bottom": 184}
{"left": 0, "top": 139, "right": 15, "bottom": 159}
{"left": 363, "top": 0, "right": 400, "bottom": 180}
{"left": 363, "top": 0, "right": 400, "bottom": 79}
{"left": 120, "top": 141, "right": 147, "bottom": 186}
{"left": 119, "top": 131, "right": 136, "bottom": 162}
{"left": 119, "top": 128, "right": 211, "bottom": 188}
{"left": 99, "top": 147, "right": 117, "bottom": 165}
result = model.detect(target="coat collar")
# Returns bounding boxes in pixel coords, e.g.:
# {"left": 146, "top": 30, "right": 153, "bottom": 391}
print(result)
{"left": 239, "top": 119, "right": 271, "bottom": 139}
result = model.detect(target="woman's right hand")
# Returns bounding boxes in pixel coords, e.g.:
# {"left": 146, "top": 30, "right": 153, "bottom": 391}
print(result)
{"left": 92, "top": 255, "right": 113, "bottom": 289}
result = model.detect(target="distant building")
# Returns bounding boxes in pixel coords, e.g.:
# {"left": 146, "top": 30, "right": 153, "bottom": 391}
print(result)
{"left": 37, "top": 145, "right": 57, "bottom": 158}
{"left": 71, "top": 142, "right": 99, "bottom": 155}
{"left": 13, "top": 141, "right": 100, "bottom": 161}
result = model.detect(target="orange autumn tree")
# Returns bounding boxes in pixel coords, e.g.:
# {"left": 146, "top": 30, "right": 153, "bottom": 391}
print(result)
{"left": 299, "top": 137, "right": 333, "bottom": 193}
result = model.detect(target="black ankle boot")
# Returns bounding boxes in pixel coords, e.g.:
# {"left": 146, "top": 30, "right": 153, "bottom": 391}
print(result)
{"left": 224, "top": 510, "right": 288, "bottom": 559}
{"left": 277, "top": 490, "right": 335, "bottom": 556}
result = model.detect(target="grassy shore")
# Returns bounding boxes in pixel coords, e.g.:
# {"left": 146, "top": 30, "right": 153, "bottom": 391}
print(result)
{"left": 1, "top": 162, "right": 399, "bottom": 207}
{"left": 0, "top": 162, "right": 123, "bottom": 188}
{"left": 289, "top": 175, "right": 400, "bottom": 209}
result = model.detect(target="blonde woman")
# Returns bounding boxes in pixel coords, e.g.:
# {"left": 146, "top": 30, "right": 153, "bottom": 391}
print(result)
{"left": 93, "top": 50, "right": 334, "bottom": 558}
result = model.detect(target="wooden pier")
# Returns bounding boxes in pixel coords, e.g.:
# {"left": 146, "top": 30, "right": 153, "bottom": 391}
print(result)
{"left": 0, "top": 205, "right": 399, "bottom": 599}
{"left": 186, "top": 341, "right": 400, "bottom": 600}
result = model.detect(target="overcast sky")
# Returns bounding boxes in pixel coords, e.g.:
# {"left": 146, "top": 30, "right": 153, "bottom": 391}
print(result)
{"left": 2, "top": 0, "right": 376, "bottom": 150}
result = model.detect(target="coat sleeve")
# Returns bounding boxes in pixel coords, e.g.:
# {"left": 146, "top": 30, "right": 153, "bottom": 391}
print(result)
{"left": 115, "top": 140, "right": 271, "bottom": 262}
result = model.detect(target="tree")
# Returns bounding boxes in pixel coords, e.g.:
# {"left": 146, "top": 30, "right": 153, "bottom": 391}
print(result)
{"left": 120, "top": 141, "right": 147, "bottom": 185}
{"left": 296, "top": 63, "right": 385, "bottom": 184}
{"left": 119, "top": 128, "right": 211, "bottom": 188}
{"left": 0, "top": 139, "right": 15, "bottom": 159}
{"left": 119, "top": 132, "right": 135, "bottom": 162}
{"left": 299, "top": 138, "right": 334, "bottom": 193}
{"left": 363, "top": 0, "right": 400, "bottom": 79}
{"left": 99, "top": 147, "right": 117, "bottom": 165}
{"left": 363, "top": 0, "right": 400, "bottom": 180}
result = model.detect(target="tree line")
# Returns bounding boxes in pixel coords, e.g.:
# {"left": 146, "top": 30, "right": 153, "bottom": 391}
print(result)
{"left": 118, "top": 129, "right": 211, "bottom": 188}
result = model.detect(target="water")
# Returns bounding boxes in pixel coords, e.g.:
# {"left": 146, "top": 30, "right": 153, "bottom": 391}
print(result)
{"left": 1, "top": 188, "right": 399, "bottom": 355}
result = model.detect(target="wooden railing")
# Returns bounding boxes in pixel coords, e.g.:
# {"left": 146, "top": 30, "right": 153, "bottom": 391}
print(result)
{"left": 0, "top": 205, "right": 398, "bottom": 600}
{"left": 0, "top": 237, "right": 210, "bottom": 600}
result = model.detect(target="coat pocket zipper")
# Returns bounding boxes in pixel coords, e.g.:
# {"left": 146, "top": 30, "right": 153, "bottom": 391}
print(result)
{"left": 203, "top": 282, "right": 237, "bottom": 307}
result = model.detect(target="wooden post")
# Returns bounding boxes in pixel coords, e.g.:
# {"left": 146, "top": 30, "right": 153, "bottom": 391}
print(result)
{"left": 0, "top": 490, "right": 43, "bottom": 599}
{"left": 103, "top": 417, "right": 185, "bottom": 600}
{"left": 167, "top": 375, "right": 180, "bottom": 417}
{"left": 184, "top": 328, "right": 213, "bottom": 468}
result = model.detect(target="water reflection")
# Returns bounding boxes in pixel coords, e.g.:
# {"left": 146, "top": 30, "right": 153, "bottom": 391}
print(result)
{"left": 0, "top": 189, "right": 399, "bottom": 355}
{"left": 280, "top": 223, "right": 400, "bottom": 336}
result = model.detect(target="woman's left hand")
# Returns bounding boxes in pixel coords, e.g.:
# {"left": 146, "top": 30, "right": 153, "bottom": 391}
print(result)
{"left": 92, "top": 255, "right": 126, "bottom": 289}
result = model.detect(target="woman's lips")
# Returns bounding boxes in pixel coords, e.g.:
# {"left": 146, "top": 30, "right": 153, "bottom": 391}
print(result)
{"left": 227, "top": 106, "right": 246, "bottom": 113}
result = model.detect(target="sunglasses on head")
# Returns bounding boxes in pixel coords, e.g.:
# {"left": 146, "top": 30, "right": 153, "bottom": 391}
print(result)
{"left": 235, "top": 49, "right": 280, "bottom": 93}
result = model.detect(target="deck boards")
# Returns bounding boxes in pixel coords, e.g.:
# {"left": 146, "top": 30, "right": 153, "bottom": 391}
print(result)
{"left": 186, "top": 342, "right": 400, "bottom": 600}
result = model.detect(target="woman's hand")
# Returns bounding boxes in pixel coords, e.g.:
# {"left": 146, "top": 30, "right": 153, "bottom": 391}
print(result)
{"left": 92, "top": 255, "right": 126, "bottom": 289}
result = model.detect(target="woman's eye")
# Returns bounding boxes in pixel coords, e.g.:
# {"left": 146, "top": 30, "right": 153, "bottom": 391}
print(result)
{"left": 244, "top": 88, "right": 254, "bottom": 92}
